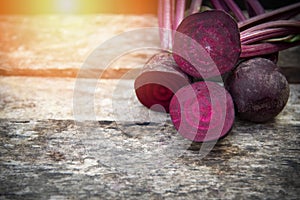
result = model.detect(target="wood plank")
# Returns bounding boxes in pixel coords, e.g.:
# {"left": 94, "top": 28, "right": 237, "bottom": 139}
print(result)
{"left": 0, "top": 14, "right": 300, "bottom": 199}
{"left": 0, "top": 76, "right": 299, "bottom": 123}
{"left": 0, "top": 77, "right": 144, "bottom": 120}
{"left": 0, "top": 15, "right": 299, "bottom": 81}
{"left": 0, "top": 15, "right": 158, "bottom": 77}
{"left": 0, "top": 118, "right": 299, "bottom": 199}
{"left": 0, "top": 77, "right": 299, "bottom": 199}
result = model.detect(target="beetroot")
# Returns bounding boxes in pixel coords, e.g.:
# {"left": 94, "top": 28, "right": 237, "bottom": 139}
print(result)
{"left": 169, "top": 81, "right": 235, "bottom": 142}
{"left": 134, "top": 52, "right": 190, "bottom": 113}
{"left": 225, "top": 58, "right": 290, "bottom": 122}
{"left": 172, "top": 10, "right": 241, "bottom": 78}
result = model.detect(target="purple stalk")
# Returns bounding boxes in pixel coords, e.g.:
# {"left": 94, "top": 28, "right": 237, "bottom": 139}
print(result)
{"left": 241, "top": 27, "right": 300, "bottom": 44}
{"left": 158, "top": 0, "right": 173, "bottom": 50}
{"left": 158, "top": 0, "right": 164, "bottom": 49}
{"left": 189, "top": 0, "right": 202, "bottom": 15}
{"left": 241, "top": 41, "right": 300, "bottom": 58}
{"left": 238, "top": 2, "right": 300, "bottom": 31}
{"left": 171, "top": 0, "right": 176, "bottom": 29}
{"left": 240, "top": 2, "right": 300, "bottom": 58}
{"left": 224, "top": 0, "right": 247, "bottom": 21}
{"left": 278, "top": 12, "right": 300, "bottom": 21}
{"left": 170, "top": 0, "right": 176, "bottom": 42}
{"left": 244, "top": 0, "right": 265, "bottom": 17}
{"left": 174, "top": 0, "right": 186, "bottom": 29}
{"left": 241, "top": 20, "right": 300, "bottom": 35}
{"left": 210, "top": 0, "right": 230, "bottom": 12}
{"left": 164, "top": 0, "right": 173, "bottom": 50}
{"left": 158, "top": 0, "right": 186, "bottom": 50}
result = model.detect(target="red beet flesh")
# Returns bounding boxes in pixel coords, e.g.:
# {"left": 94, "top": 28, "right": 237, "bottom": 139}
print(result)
{"left": 225, "top": 58, "right": 290, "bottom": 122}
{"left": 134, "top": 52, "right": 190, "bottom": 112}
{"left": 169, "top": 81, "right": 235, "bottom": 142}
{"left": 173, "top": 10, "right": 241, "bottom": 78}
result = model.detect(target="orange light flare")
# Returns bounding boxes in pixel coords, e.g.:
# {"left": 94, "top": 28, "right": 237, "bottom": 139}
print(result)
{"left": 0, "top": 0, "right": 157, "bottom": 15}
{"left": 0, "top": 0, "right": 158, "bottom": 75}
{"left": 0, "top": 0, "right": 106, "bottom": 69}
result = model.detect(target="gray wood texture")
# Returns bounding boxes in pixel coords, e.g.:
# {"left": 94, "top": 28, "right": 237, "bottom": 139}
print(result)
{"left": 0, "top": 14, "right": 299, "bottom": 199}
{"left": 0, "top": 118, "right": 299, "bottom": 199}
{"left": 0, "top": 77, "right": 299, "bottom": 199}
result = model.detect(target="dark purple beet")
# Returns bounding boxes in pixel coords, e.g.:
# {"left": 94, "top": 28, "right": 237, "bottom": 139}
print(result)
{"left": 173, "top": 10, "right": 241, "bottom": 79}
{"left": 134, "top": 52, "right": 190, "bottom": 113}
{"left": 169, "top": 81, "right": 235, "bottom": 142}
{"left": 225, "top": 57, "right": 290, "bottom": 122}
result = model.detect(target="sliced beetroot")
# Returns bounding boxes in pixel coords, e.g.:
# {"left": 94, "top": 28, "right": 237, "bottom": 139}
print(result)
{"left": 169, "top": 81, "right": 235, "bottom": 142}
{"left": 173, "top": 10, "right": 241, "bottom": 79}
{"left": 134, "top": 52, "right": 190, "bottom": 113}
{"left": 225, "top": 58, "right": 290, "bottom": 122}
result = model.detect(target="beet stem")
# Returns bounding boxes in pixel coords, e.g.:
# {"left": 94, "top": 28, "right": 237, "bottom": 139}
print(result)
{"left": 244, "top": 0, "right": 265, "bottom": 17}
{"left": 189, "top": 0, "right": 202, "bottom": 15}
{"left": 241, "top": 27, "right": 300, "bottom": 44}
{"left": 158, "top": 0, "right": 173, "bottom": 50}
{"left": 241, "top": 20, "right": 300, "bottom": 35}
{"left": 241, "top": 41, "right": 300, "bottom": 57}
{"left": 170, "top": 0, "right": 176, "bottom": 41}
{"left": 210, "top": 0, "right": 230, "bottom": 12}
{"left": 224, "top": 0, "right": 247, "bottom": 21}
{"left": 158, "top": 0, "right": 164, "bottom": 49}
{"left": 171, "top": 0, "right": 176, "bottom": 30}
{"left": 174, "top": 0, "right": 186, "bottom": 29}
{"left": 238, "top": 2, "right": 300, "bottom": 31}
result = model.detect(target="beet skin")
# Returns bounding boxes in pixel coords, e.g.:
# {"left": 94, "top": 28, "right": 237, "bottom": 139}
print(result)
{"left": 169, "top": 81, "right": 235, "bottom": 142}
{"left": 225, "top": 57, "right": 290, "bottom": 122}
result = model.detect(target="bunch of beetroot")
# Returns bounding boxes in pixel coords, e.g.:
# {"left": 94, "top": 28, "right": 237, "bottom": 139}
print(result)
{"left": 134, "top": 0, "right": 300, "bottom": 142}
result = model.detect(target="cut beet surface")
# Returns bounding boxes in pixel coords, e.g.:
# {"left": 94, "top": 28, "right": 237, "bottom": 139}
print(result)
{"left": 134, "top": 52, "right": 190, "bottom": 113}
{"left": 169, "top": 81, "right": 235, "bottom": 142}
{"left": 173, "top": 10, "right": 241, "bottom": 79}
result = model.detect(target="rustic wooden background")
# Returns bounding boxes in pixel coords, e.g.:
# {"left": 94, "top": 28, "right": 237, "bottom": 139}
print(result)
{"left": 0, "top": 14, "right": 299, "bottom": 199}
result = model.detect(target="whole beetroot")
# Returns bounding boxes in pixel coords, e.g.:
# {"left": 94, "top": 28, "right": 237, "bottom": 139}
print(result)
{"left": 225, "top": 57, "right": 290, "bottom": 122}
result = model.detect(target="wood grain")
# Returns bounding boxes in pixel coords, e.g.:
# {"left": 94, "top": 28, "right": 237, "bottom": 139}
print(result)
{"left": 0, "top": 15, "right": 299, "bottom": 81}
{"left": 0, "top": 76, "right": 299, "bottom": 199}
{"left": 0, "top": 14, "right": 299, "bottom": 199}
{"left": 1, "top": 77, "right": 299, "bottom": 122}
{"left": 0, "top": 118, "right": 299, "bottom": 199}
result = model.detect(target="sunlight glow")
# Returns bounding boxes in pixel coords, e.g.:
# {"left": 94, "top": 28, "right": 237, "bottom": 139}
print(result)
{"left": 54, "top": 0, "right": 80, "bottom": 14}
{"left": 0, "top": 0, "right": 157, "bottom": 14}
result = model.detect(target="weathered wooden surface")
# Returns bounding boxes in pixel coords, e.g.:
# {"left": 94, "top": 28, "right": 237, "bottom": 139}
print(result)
{"left": 0, "top": 15, "right": 158, "bottom": 78}
{"left": 0, "top": 15, "right": 299, "bottom": 79}
{"left": 0, "top": 118, "right": 299, "bottom": 199}
{"left": 0, "top": 14, "right": 300, "bottom": 199}
{"left": 0, "top": 76, "right": 300, "bottom": 199}
{"left": 1, "top": 77, "right": 299, "bottom": 122}
{"left": 0, "top": 77, "right": 146, "bottom": 120}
